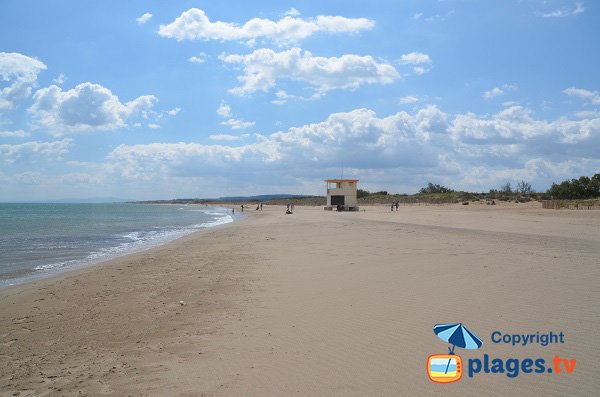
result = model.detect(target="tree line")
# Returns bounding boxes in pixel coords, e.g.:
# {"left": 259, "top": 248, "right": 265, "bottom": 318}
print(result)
{"left": 358, "top": 173, "right": 600, "bottom": 200}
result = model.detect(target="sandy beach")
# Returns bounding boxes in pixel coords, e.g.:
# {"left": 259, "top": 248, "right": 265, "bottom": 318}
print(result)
{"left": 1, "top": 203, "right": 599, "bottom": 396}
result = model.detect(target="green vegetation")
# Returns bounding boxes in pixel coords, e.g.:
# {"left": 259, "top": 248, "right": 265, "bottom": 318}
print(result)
{"left": 418, "top": 183, "right": 454, "bottom": 194}
{"left": 547, "top": 174, "right": 600, "bottom": 199}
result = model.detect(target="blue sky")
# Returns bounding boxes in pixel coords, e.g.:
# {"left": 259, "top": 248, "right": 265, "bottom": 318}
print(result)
{"left": 0, "top": 0, "right": 598, "bottom": 201}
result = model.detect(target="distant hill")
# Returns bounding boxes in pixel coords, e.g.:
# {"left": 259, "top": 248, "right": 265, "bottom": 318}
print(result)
{"left": 217, "top": 194, "right": 308, "bottom": 202}
{"left": 133, "top": 194, "right": 309, "bottom": 204}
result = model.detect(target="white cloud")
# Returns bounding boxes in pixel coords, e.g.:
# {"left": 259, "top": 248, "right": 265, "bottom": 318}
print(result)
{"left": 188, "top": 53, "right": 207, "bottom": 64}
{"left": 53, "top": 73, "right": 67, "bottom": 85}
{"left": 216, "top": 102, "right": 254, "bottom": 130}
{"left": 166, "top": 107, "right": 181, "bottom": 116}
{"left": 148, "top": 123, "right": 160, "bottom": 129}
{"left": 0, "top": 52, "right": 47, "bottom": 110}
{"left": 136, "top": 12, "right": 153, "bottom": 25}
{"left": 216, "top": 102, "right": 232, "bottom": 118}
{"left": 483, "top": 83, "right": 518, "bottom": 100}
{"left": 209, "top": 134, "right": 249, "bottom": 141}
{"left": 541, "top": 2, "right": 584, "bottom": 17}
{"left": 413, "top": 13, "right": 423, "bottom": 20}
{"left": 483, "top": 87, "right": 504, "bottom": 99}
{"left": 32, "top": 101, "right": 597, "bottom": 196}
{"left": 158, "top": 8, "right": 374, "bottom": 46}
{"left": 28, "top": 82, "right": 157, "bottom": 133}
{"left": 400, "top": 52, "right": 431, "bottom": 65}
{"left": 450, "top": 105, "right": 600, "bottom": 149}
{"left": 220, "top": 48, "right": 399, "bottom": 96}
{"left": 563, "top": 86, "right": 600, "bottom": 105}
{"left": 270, "top": 89, "right": 319, "bottom": 105}
{"left": 0, "top": 129, "right": 30, "bottom": 138}
{"left": 399, "top": 95, "right": 419, "bottom": 104}
{"left": 284, "top": 8, "right": 301, "bottom": 17}
{"left": 220, "top": 118, "right": 255, "bottom": 130}
{"left": 0, "top": 139, "right": 73, "bottom": 164}
{"left": 399, "top": 52, "right": 432, "bottom": 74}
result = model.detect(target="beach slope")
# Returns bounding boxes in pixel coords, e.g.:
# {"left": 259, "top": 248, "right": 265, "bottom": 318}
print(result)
{"left": 1, "top": 204, "right": 599, "bottom": 396}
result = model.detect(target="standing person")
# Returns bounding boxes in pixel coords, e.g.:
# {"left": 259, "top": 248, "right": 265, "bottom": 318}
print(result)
{"left": 260, "top": 203, "right": 263, "bottom": 211}
{"left": 241, "top": 204, "right": 244, "bottom": 212}
{"left": 232, "top": 207, "right": 235, "bottom": 214}
{"left": 286, "top": 203, "right": 290, "bottom": 212}
{"left": 395, "top": 201, "right": 399, "bottom": 211}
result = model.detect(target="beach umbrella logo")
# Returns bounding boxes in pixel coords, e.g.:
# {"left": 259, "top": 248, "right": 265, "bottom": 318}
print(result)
{"left": 427, "top": 323, "right": 483, "bottom": 383}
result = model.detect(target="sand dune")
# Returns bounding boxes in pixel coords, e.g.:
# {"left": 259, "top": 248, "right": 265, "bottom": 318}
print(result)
{"left": 1, "top": 204, "right": 599, "bottom": 396}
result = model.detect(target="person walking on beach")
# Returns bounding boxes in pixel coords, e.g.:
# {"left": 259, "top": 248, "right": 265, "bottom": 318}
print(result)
{"left": 395, "top": 201, "right": 399, "bottom": 211}
{"left": 232, "top": 207, "right": 235, "bottom": 214}
{"left": 260, "top": 203, "right": 263, "bottom": 211}
{"left": 241, "top": 204, "right": 244, "bottom": 212}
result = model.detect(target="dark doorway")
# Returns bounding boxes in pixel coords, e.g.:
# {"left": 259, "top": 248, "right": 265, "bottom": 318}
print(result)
{"left": 331, "top": 195, "right": 345, "bottom": 205}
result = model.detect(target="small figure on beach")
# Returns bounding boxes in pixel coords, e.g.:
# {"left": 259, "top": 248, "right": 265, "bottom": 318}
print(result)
{"left": 285, "top": 208, "right": 292, "bottom": 215}
{"left": 260, "top": 203, "right": 263, "bottom": 211}
{"left": 241, "top": 204, "right": 244, "bottom": 212}
{"left": 286, "top": 203, "right": 290, "bottom": 211}
{"left": 395, "top": 201, "right": 399, "bottom": 211}
{"left": 232, "top": 207, "right": 235, "bottom": 214}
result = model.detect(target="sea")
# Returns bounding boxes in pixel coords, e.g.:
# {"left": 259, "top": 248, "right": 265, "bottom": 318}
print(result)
{"left": 0, "top": 203, "right": 235, "bottom": 287}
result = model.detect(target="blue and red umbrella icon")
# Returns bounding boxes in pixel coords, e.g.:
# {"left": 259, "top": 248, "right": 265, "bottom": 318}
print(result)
{"left": 433, "top": 323, "right": 482, "bottom": 374}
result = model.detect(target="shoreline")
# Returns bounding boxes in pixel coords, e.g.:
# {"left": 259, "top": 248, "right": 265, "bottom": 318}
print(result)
{"left": 1, "top": 204, "right": 599, "bottom": 395}
{"left": 0, "top": 204, "right": 238, "bottom": 290}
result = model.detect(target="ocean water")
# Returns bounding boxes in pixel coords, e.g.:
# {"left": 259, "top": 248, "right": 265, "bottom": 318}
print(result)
{"left": 0, "top": 203, "right": 235, "bottom": 287}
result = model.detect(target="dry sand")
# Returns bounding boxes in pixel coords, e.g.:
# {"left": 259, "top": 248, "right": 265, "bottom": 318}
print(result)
{"left": 1, "top": 203, "right": 599, "bottom": 396}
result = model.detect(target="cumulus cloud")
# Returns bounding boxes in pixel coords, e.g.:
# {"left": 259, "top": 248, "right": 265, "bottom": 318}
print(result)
{"left": 483, "top": 83, "right": 518, "bottom": 100}
{"left": 220, "top": 48, "right": 399, "bottom": 96}
{"left": 101, "top": 102, "right": 599, "bottom": 193}
{"left": 216, "top": 102, "right": 255, "bottom": 130}
{"left": 399, "top": 52, "right": 432, "bottom": 74}
{"left": 166, "top": 107, "right": 181, "bottom": 116}
{"left": 0, "top": 139, "right": 73, "bottom": 164}
{"left": 450, "top": 105, "right": 600, "bottom": 160}
{"left": 0, "top": 52, "right": 47, "bottom": 110}
{"left": 107, "top": 140, "right": 281, "bottom": 180}
{"left": 188, "top": 53, "right": 207, "bottom": 64}
{"left": 0, "top": 129, "right": 30, "bottom": 138}
{"left": 483, "top": 87, "right": 504, "bottom": 99}
{"left": 158, "top": 8, "right": 374, "bottom": 46}
{"left": 216, "top": 102, "right": 232, "bottom": 118}
{"left": 284, "top": 8, "right": 301, "bottom": 17}
{"left": 563, "top": 87, "right": 600, "bottom": 105}
{"left": 28, "top": 82, "right": 157, "bottom": 133}
{"left": 136, "top": 12, "right": 153, "bottom": 25}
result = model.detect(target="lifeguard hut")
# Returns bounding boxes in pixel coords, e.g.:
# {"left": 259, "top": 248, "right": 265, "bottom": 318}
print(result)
{"left": 324, "top": 179, "right": 359, "bottom": 211}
